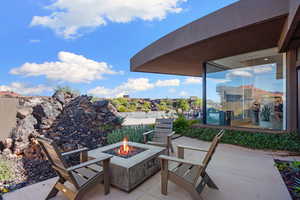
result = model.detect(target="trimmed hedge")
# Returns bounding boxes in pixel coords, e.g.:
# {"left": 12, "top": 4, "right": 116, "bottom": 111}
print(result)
{"left": 179, "top": 127, "right": 300, "bottom": 152}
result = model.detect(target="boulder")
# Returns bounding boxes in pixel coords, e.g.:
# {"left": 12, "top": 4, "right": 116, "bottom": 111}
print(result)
{"left": 52, "top": 90, "right": 66, "bottom": 104}
{"left": 4, "top": 138, "right": 13, "bottom": 149}
{"left": 17, "top": 107, "right": 33, "bottom": 119}
{"left": 32, "top": 100, "right": 62, "bottom": 130}
{"left": 13, "top": 115, "right": 37, "bottom": 142}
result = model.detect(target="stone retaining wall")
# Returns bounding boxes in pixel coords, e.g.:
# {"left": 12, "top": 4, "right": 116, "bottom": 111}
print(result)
{"left": 0, "top": 98, "right": 18, "bottom": 140}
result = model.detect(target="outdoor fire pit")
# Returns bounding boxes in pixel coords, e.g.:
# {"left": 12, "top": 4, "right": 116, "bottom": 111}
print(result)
{"left": 88, "top": 139, "right": 166, "bottom": 192}
{"left": 103, "top": 137, "right": 146, "bottom": 159}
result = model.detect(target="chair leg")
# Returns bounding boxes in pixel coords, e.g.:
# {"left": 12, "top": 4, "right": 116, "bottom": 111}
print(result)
{"left": 190, "top": 189, "right": 203, "bottom": 200}
{"left": 170, "top": 143, "right": 174, "bottom": 153}
{"left": 161, "top": 172, "right": 168, "bottom": 195}
{"left": 204, "top": 173, "right": 218, "bottom": 190}
{"left": 196, "top": 173, "right": 218, "bottom": 194}
{"left": 46, "top": 178, "right": 65, "bottom": 200}
{"left": 161, "top": 159, "right": 168, "bottom": 195}
{"left": 103, "top": 159, "right": 110, "bottom": 195}
{"left": 74, "top": 191, "right": 82, "bottom": 200}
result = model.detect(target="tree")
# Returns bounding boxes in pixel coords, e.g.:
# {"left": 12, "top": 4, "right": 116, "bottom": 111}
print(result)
{"left": 142, "top": 101, "right": 151, "bottom": 112}
{"left": 128, "top": 102, "right": 137, "bottom": 112}
{"left": 178, "top": 99, "right": 190, "bottom": 111}
{"left": 163, "top": 99, "right": 174, "bottom": 110}
{"left": 192, "top": 98, "right": 202, "bottom": 109}
{"left": 158, "top": 101, "right": 168, "bottom": 111}
{"left": 111, "top": 98, "right": 129, "bottom": 108}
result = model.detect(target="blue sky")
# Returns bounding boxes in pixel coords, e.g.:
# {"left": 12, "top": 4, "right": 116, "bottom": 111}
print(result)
{"left": 0, "top": 0, "right": 238, "bottom": 98}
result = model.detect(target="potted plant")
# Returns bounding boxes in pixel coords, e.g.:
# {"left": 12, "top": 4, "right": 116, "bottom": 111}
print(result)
{"left": 260, "top": 105, "right": 272, "bottom": 128}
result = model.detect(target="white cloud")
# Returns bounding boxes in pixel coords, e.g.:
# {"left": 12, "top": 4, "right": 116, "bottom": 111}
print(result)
{"left": 29, "top": 39, "right": 41, "bottom": 43}
{"left": 30, "top": 0, "right": 187, "bottom": 39}
{"left": 207, "top": 78, "right": 230, "bottom": 84}
{"left": 120, "top": 78, "right": 155, "bottom": 91}
{"left": 253, "top": 65, "right": 273, "bottom": 74}
{"left": 0, "top": 82, "right": 52, "bottom": 95}
{"left": 179, "top": 91, "right": 188, "bottom": 97}
{"left": 184, "top": 77, "right": 202, "bottom": 85}
{"left": 226, "top": 70, "right": 253, "bottom": 79}
{"left": 10, "top": 51, "right": 121, "bottom": 83}
{"left": 88, "top": 78, "right": 180, "bottom": 97}
{"left": 155, "top": 79, "right": 180, "bottom": 87}
{"left": 184, "top": 77, "right": 230, "bottom": 85}
{"left": 88, "top": 78, "right": 154, "bottom": 97}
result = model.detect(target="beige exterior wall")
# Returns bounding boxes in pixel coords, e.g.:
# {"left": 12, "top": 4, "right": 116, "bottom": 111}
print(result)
{"left": 0, "top": 98, "right": 18, "bottom": 140}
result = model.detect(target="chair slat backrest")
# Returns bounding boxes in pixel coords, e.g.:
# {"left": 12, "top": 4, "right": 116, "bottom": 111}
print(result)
{"left": 37, "top": 136, "right": 68, "bottom": 170}
{"left": 153, "top": 118, "right": 173, "bottom": 143}
{"left": 37, "top": 136, "right": 85, "bottom": 189}
{"left": 191, "top": 130, "right": 224, "bottom": 185}
{"left": 201, "top": 130, "right": 224, "bottom": 171}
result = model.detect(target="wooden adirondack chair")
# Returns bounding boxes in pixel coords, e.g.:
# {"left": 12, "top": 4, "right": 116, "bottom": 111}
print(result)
{"left": 36, "top": 136, "right": 112, "bottom": 200}
{"left": 159, "top": 129, "right": 225, "bottom": 200}
{"left": 143, "top": 118, "right": 175, "bottom": 155}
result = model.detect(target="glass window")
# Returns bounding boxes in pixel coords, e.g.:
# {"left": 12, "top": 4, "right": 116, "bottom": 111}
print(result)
{"left": 205, "top": 48, "right": 286, "bottom": 130}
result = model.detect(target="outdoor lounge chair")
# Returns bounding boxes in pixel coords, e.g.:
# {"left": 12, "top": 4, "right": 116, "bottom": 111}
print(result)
{"left": 143, "top": 118, "right": 175, "bottom": 155}
{"left": 37, "top": 136, "right": 112, "bottom": 200}
{"left": 159, "top": 129, "right": 224, "bottom": 200}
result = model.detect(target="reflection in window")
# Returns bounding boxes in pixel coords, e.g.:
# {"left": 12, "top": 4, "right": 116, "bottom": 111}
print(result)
{"left": 206, "top": 48, "right": 286, "bottom": 130}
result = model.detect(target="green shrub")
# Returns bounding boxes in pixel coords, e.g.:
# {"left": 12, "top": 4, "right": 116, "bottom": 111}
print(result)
{"left": 179, "top": 127, "right": 300, "bottom": 152}
{"left": 107, "top": 125, "right": 153, "bottom": 144}
{"left": 54, "top": 86, "right": 80, "bottom": 95}
{"left": 173, "top": 114, "right": 201, "bottom": 134}
{"left": 117, "top": 105, "right": 127, "bottom": 112}
{"left": 0, "top": 159, "right": 14, "bottom": 183}
{"left": 177, "top": 99, "right": 190, "bottom": 111}
{"left": 173, "top": 114, "right": 190, "bottom": 134}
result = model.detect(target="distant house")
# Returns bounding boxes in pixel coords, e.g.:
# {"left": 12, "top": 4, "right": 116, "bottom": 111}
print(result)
{"left": 190, "top": 96, "right": 198, "bottom": 101}
{"left": 0, "top": 91, "right": 21, "bottom": 98}
{"left": 123, "top": 95, "right": 130, "bottom": 99}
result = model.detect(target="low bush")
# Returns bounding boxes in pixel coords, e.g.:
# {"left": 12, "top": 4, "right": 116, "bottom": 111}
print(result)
{"left": 180, "top": 127, "right": 300, "bottom": 152}
{"left": 107, "top": 125, "right": 153, "bottom": 144}
{"left": 173, "top": 114, "right": 200, "bottom": 134}
{"left": 0, "top": 158, "right": 14, "bottom": 183}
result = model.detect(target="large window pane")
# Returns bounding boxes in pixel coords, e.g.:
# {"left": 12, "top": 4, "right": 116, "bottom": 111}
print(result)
{"left": 206, "top": 48, "right": 286, "bottom": 130}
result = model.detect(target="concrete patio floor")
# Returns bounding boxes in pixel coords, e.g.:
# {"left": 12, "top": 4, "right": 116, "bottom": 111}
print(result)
{"left": 4, "top": 136, "right": 295, "bottom": 200}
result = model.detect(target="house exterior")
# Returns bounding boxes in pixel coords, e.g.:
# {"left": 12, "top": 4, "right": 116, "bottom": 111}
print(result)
{"left": 130, "top": 0, "right": 300, "bottom": 133}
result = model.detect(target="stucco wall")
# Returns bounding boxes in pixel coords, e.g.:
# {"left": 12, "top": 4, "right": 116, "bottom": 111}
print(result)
{"left": 0, "top": 98, "right": 18, "bottom": 140}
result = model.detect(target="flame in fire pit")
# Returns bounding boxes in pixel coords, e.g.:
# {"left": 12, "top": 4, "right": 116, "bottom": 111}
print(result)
{"left": 118, "top": 137, "right": 132, "bottom": 155}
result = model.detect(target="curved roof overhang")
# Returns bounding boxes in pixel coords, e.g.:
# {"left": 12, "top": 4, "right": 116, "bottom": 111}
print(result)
{"left": 130, "top": 0, "right": 290, "bottom": 77}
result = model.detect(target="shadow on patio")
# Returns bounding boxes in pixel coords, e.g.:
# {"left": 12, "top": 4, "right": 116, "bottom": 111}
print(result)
{"left": 3, "top": 136, "right": 293, "bottom": 200}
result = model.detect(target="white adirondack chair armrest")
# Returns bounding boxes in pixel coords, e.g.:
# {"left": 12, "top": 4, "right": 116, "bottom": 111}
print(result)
{"left": 143, "top": 130, "right": 154, "bottom": 135}
{"left": 167, "top": 131, "right": 176, "bottom": 137}
{"left": 177, "top": 145, "right": 208, "bottom": 153}
{"left": 159, "top": 155, "right": 202, "bottom": 166}
{"left": 67, "top": 155, "right": 113, "bottom": 171}
{"left": 61, "top": 147, "right": 89, "bottom": 157}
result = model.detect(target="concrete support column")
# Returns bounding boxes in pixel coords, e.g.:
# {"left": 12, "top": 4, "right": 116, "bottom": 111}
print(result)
{"left": 286, "top": 49, "right": 298, "bottom": 132}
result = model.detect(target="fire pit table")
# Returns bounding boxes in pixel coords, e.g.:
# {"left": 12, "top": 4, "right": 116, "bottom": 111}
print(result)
{"left": 88, "top": 140, "right": 166, "bottom": 192}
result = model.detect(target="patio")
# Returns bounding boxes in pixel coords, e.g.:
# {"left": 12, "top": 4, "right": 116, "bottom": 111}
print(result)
{"left": 3, "top": 136, "right": 293, "bottom": 200}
